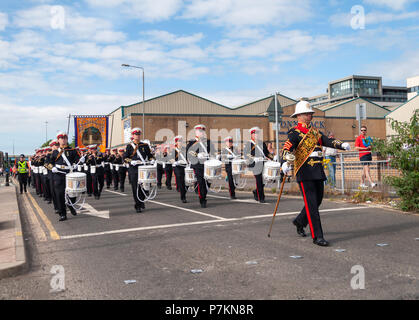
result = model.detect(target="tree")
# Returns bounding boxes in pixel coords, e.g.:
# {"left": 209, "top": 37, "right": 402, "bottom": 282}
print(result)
{"left": 373, "top": 109, "right": 419, "bottom": 212}
{"left": 69, "top": 136, "right": 75, "bottom": 148}
{"left": 41, "top": 139, "right": 52, "bottom": 148}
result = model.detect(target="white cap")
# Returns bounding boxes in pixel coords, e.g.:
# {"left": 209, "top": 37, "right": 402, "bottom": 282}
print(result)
{"left": 291, "top": 100, "right": 314, "bottom": 118}
{"left": 131, "top": 127, "right": 142, "bottom": 135}
{"left": 249, "top": 127, "right": 261, "bottom": 134}
{"left": 87, "top": 144, "right": 97, "bottom": 150}
{"left": 56, "top": 132, "right": 68, "bottom": 139}
{"left": 174, "top": 135, "right": 183, "bottom": 142}
{"left": 194, "top": 124, "right": 206, "bottom": 130}
{"left": 224, "top": 136, "right": 233, "bottom": 141}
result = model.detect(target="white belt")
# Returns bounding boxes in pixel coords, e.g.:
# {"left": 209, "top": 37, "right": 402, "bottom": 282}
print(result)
{"left": 309, "top": 151, "right": 323, "bottom": 158}
{"left": 131, "top": 160, "right": 142, "bottom": 166}
{"left": 56, "top": 165, "right": 71, "bottom": 170}
{"left": 95, "top": 164, "right": 102, "bottom": 167}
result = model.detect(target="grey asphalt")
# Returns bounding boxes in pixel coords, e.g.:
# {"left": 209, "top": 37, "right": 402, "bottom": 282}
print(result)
{"left": 0, "top": 182, "right": 418, "bottom": 300}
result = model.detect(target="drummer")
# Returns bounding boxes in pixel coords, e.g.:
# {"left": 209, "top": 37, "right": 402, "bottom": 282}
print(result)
{"left": 86, "top": 144, "right": 105, "bottom": 200}
{"left": 221, "top": 136, "right": 239, "bottom": 200}
{"left": 116, "top": 147, "right": 127, "bottom": 192}
{"left": 172, "top": 135, "right": 188, "bottom": 203}
{"left": 124, "top": 128, "right": 155, "bottom": 213}
{"left": 110, "top": 148, "right": 120, "bottom": 191}
{"left": 244, "top": 127, "right": 274, "bottom": 203}
{"left": 186, "top": 124, "right": 215, "bottom": 208}
{"left": 49, "top": 132, "right": 81, "bottom": 221}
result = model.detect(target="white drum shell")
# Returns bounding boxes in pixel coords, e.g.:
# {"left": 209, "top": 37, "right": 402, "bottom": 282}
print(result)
{"left": 137, "top": 165, "right": 157, "bottom": 184}
{"left": 185, "top": 168, "right": 196, "bottom": 185}
{"left": 65, "top": 172, "right": 87, "bottom": 196}
{"left": 231, "top": 159, "right": 247, "bottom": 175}
{"left": 263, "top": 161, "right": 282, "bottom": 181}
{"left": 204, "top": 159, "right": 222, "bottom": 180}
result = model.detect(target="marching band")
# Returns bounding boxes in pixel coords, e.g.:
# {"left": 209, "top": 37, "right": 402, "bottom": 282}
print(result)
{"left": 26, "top": 101, "right": 349, "bottom": 246}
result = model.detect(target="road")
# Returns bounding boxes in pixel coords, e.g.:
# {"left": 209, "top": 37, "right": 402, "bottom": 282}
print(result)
{"left": 0, "top": 181, "right": 418, "bottom": 300}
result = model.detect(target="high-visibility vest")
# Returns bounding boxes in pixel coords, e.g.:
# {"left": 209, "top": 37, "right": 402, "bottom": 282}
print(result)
{"left": 18, "top": 161, "right": 28, "bottom": 174}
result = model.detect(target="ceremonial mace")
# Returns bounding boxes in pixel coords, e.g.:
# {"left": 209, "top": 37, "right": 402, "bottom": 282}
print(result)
{"left": 267, "top": 153, "right": 295, "bottom": 238}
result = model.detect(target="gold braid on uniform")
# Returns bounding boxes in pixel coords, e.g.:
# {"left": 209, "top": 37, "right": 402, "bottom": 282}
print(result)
{"left": 332, "top": 139, "right": 343, "bottom": 148}
{"left": 294, "top": 128, "right": 321, "bottom": 175}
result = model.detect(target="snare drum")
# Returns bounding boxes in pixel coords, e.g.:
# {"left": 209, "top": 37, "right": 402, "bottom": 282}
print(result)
{"left": 204, "top": 159, "right": 222, "bottom": 180}
{"left": 185, "top": 167, "right": 196, "bottom": 185}
{"left": 263, "top": 161, "right": 282, "bottom": 181}
{"left": 231, "top": 159, "right": 246, "bottom": 175}
{"left": 137, "top": 165, "right": 157, "bottom": 184}
{"left": 65, "top": 172, "right": 87, "bottom": 197}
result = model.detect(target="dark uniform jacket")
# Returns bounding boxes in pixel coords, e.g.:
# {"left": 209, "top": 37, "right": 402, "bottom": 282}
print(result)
{"left": 124, "top": 141, "right": 154, "bottom": 164}
{"left": 49, "top": 146, "right": 80, "bottom": 172}
{"left": 244, "top": 140, "right": 274, "bottom": 168}
{"left": 186, "top": 138, "right": 214, "bottom": 167}
{"left": 282, "top": 122, "right": 345, "bottom": 182}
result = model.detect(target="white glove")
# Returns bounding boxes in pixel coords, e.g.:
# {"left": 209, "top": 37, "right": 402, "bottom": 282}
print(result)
{"left": 79, "top": 156, "right": 86, "bottom": 163}
{"left": 178, "top": 160, "right": 187, "bottom": 166}
{"left": 216, "top": 154, "right": 221, "bottom": 161}
{"left": 52, "top": 167, "right": 58, "bottom": 173}
{"left": 197, "top": 152, "right": 206, "bottom": 160}
{"left": 342, "top": 142, "right": 350, "bottom": 151}
{"left": 254, "top": 157, "right": 264, "bottom": 163}
{"left": 281, "top": 162, "right": 291, "bottom": 175}
{"left": 227, "top": 154, "right": 234, "bottom": 160}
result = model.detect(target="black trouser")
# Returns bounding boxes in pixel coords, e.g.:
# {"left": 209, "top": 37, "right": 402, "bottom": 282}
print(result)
{"left": 253, "top": 173, "right": 265, "bottom": 201}
{"left": 192, "top": 165, "right": 207, "bottom": 203}
{"left": 41, "top": 173, "right": 51, "bottom": 200}
{"left": 86, "top": 171, "right": 93, "bottom": 195}
{"left": 48, "top": 172, "right": 58, "bottom": 210}
{"left": 129, "top": 165, "right": 145, "bottom": 209}
{"left": 105, "top": 166, "right": 112, "bottom": 187}
{"left": 225, "top": 163, "right": 236, "bottom": 197}
{"left": 157, "top": 163, "right": 164, "bottom": 187}
{"left": 174, "top": 166, "right": 187, "bottom": 200}
{"left": 35, "top": 173, "right": 42, "bottom": 196}
{"left": 295, "top": 180, "right": 325, "bottom": 240}
{"left": 18, "top": 173, "right": 28, "bottom": 193}
{"left": 164, "top": 164, "right": 173, "bottom": 188}
{"left": 53, "top": 173, "right": 76, "bottom": 217}
{"left": 118, "top": 167, "right": 127, "bottom": 191}
{"left": 92, "top": 168, "right": 105, "bottom": 197}
{"left": 112, "top": 168, "right": 120, "bottom": 190}
{"left": 27, "top": 174, "right": 31, "bottom": 188}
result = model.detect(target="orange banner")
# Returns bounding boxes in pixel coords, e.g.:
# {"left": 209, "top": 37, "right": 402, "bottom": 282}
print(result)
{"left": 74, "top": 116, "right": 109, "bottom": 153}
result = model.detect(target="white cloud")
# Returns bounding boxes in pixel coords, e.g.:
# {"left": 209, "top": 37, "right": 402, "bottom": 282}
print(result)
{"left": 181, "top": 0, "right": 312, "bottom": 27}
{"left": 142, "top": 30, "right": 204, "bottom": 45}
{"left": 330, "top": 10, "right": 419, "bottom": 27}
{"left": 363, "top": 0, "right": 418, "bottom": 11}
{"left": 85, "top": 0, "right": 183, "bottom": 22}
{"left": 0, "top": 12, "right": 8, "bottom": 31}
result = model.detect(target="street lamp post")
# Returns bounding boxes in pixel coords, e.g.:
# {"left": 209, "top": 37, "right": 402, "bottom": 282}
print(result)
{"left": 122, "top": 64, "right": 145, "bottom": 138}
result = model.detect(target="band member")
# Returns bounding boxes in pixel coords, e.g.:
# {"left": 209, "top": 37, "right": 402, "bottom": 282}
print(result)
{"left": 171, "top": 136, "right": 188, "bottom": 203}
{"left": 41, "top": 147, "right": 52, "bottom": 204}
{"left": 111, "top": 148, "right": 120, "bottom": 190}
{"left": 17, "top": 154, "right": 29, "bottom": 194}
{"left": 244, "top": 127, "right": 274, "bottom": 203}
{"left": 115, "top": 147, "right": 127, "bottom": 192}
{"left": 221, "top": 136, "right": 239, "bottom": 199}
{"left": 155, "top": 145, "right": 171, "bottom": 190}
{"left": 86, "top": 144, "right": 105, "bottom": 200}
{"left": 186, "top": 124, "right": 214, "bottom": 208}
{"left": 281, "top": 101, "right": 350, "bottom": 246}
{"left": 34, "top": 149, "right": 43, "bottom": 197}
{"left": 124, "top": 128, "right": 154, "bottom": 213}
{"left": 104, "top": 148, "right": 113, "bottom": 189}
{"left": 47, "top": 140, "right": 60, "bottom": 213}
{"left": 49, "top": 132, "right": 81, "bottom": 221}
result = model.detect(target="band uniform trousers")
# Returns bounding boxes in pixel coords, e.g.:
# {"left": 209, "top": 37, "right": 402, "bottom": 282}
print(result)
{"left": 112, "top": 167, "right": 120, "bottom": 190}
{"left": 48, "top": 170, "right": 58, "bottom": 211}
{"left": 295, "top": 179, "right": 325, "bottom": 239}
{"left": 225, "top": 163, "right": 236, "bottom": 197}
{"left": 86, "top": 170, "right": 93, "bottom": 196}
{"left": 105, "top": 165, "right": 112, "bottom": 188}
{"left": 18, "top": 172, "right": 28, "bottom": 193}
{"left": 164, "top": 164, "right": 173, "bottom": 188}
{"left": 118, "top": 166, "right": 127, "bottom": 191}
{"left": 53, "top": 173, "right": 76, "bottom": 217}
{"left": 156, "top": 163, "right": 164, "bottom": 187}
{"left": 129, "top": 165, "right": 145, "bottom": 209}
{"left": 192, "top": 165, "right": 207, "bottom": 202}
{"left": 92, "top": 167, "right": 105, "bottom": 197}
{"left": 35, "top": 172, "right": 43, "bottom": 196}
{"left": 41, "top": 171, "right": 51, "bottom": 201}
{"left": 174, "top": 166, "right": 187, "bottom": 200}
{"left": 253, "top": 173, "right": 265, "bottom": 201}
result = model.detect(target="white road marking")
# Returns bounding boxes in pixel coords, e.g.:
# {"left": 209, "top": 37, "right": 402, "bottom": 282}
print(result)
{"left": 148, "top": 200, "right": 227, "bottom": 220}
{"left": 105, "top": 189, "right": 127, "bottom": 196}
{"left": 59, "top": 206, "right": 365, "bottom": 240}
{"left": 207, "top": 194, "right": 269, "bottom": 204}
{"left": 80, "top": 203, "right": 110, "bottom": 219}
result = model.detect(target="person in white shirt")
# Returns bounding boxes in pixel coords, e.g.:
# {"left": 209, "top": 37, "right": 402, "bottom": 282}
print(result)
{"left": 323, "top": 132, "right": 338, "bottom": 187}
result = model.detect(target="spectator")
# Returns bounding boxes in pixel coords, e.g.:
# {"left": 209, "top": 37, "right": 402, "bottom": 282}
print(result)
{"left": 323, "top": 132, "right": 337, "bottom": 187}
{"left": 355, "top": 125, "right": 376, "bottom": 188}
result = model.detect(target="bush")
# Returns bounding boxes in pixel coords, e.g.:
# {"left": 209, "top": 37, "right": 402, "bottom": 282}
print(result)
{"left": 373, "top": 109, "right": 419, "bottom": 212}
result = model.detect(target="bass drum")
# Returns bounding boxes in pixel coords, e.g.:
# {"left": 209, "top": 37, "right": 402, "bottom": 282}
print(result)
{"left": 65, "top": 172, "right": 87, "bottom": 197}
{"left": 204, "top": 159, "right": 222, "bottom": 180}
{"left": 185, "top": 167, "right": 196, "bottom": 186}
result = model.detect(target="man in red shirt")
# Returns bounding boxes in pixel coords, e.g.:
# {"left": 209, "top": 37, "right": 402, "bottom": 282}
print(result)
{"left": 355, "top": 125, "right": 376, "bottom": 188}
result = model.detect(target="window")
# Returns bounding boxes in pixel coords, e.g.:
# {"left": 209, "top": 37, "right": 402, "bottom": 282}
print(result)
{"left": 354, "top": 79, "right": 379, "bottom": 96}
{"left": 330, "top": 80, "right": 352, "bottom": 98}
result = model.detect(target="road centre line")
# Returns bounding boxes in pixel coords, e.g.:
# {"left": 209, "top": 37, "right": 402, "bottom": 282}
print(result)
{"left": 59, "top": 206, "right": 364, "bottom": 240}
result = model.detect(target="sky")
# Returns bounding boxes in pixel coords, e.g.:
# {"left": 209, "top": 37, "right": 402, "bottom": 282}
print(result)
{"left": 0, "top": 0, "right": 418, "bottom": 155}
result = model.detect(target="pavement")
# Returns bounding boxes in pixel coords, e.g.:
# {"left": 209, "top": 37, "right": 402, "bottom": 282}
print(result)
{"left": 0, "top": 179, "right": 27, "bottom": 279}
{"left": 0, "top": 177, "right": 418, "bottom": 299}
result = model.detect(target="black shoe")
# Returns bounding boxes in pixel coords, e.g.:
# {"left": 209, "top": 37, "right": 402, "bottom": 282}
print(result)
{"left": 167, "top": 186, "right": 172, "bottom": 190}
{"left": 259, "top": 199, "right": 266, "bottom": 203}
{"left": 182, "top": 198, "right": 187, "bottom": 203}
{"left": 313, "top": 238, "right": 329, "bottom": 246}
{"left": 120, "top": 188, "right": 124, "bottom": 192}
{"left": 114, "top": 188, "right": 118, "bottom": 191}
{"left": 88, "top": 194, "right": 92, "bottom": 197}
{"left": 55, "top": 209, "right": 60, "bottom": 215}
{"left": 157, "top": 184, "right": 162, "bottom": 189}
{"left": 20, "top": 191, "right": 23, "bottom": 194}
{"left": 95, "top": 195, "right": 100, "bottom": 200}
{"left": 69, "top": 207, "right": 77, "bottom": 216}
{"left": 135, "top": 205, "right": 142, "bottom": 213}
{"left": 230, "top": 195, "right": 237, "bottom": 200}
{"left": 59, "top": 215, "right": 67, "bottom": 221}
{"left": 107, "top": 186, "right": 110, "bottom": 189}
{"left": 292, "top": 219, "right": 307, "bottom": 237}
{"left": 47, "top": 200, "right": 52, "bottom": 204}
{"left": 252, "top": 190, "right": 258, "bottom": 201}
{"left": 200, "top": 200, "right": 207, "bottom": 208}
